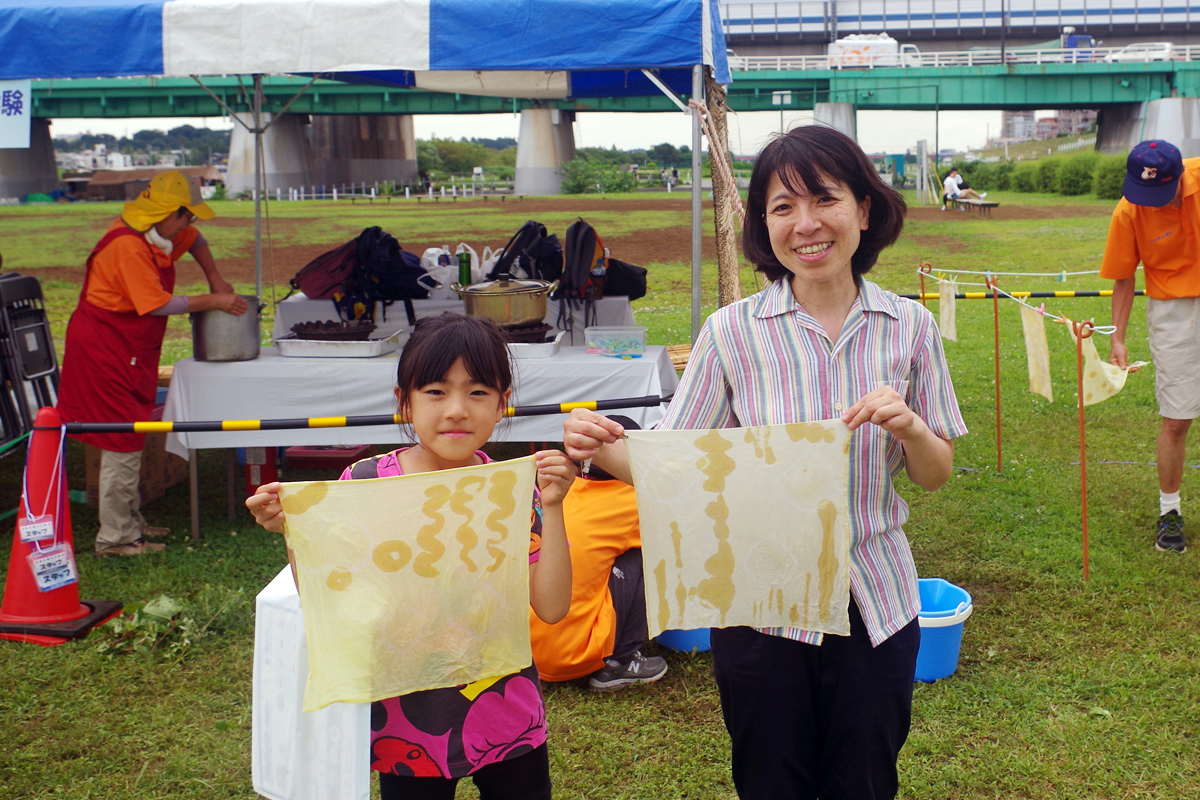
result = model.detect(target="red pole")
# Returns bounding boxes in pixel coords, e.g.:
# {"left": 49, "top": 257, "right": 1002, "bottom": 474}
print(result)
{"left": 918, "top": 262, "right": 932, "bottom": 307}
{"left": 988, "top": 275, "right": 1002, "bottom": 473}
{"left": 1073, "top": 320, "right": 1093, "bottom": 582}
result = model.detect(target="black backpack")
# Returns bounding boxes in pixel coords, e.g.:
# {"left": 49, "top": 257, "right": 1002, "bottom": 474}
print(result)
{"left": 555, "top": 218, "right": 609, "bottom": 335}
{"left": 488, "top": 220, "right": 563, "bottom": 283}
{"left": 603, "top": 258, "right": 648, "bottom": 301}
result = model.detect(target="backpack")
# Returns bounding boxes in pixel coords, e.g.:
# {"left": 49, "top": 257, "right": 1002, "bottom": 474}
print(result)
{"left": 288, "top": 239, "right": 359, "bottom": 300}
{"left": 487, "top": 221, "right": 563, "bottom": 283}
{"left": 603, "top": 258, "right": 648, "bottom": 302}
{"left": 556, "top": 218, "right": 606, "bottom": 335}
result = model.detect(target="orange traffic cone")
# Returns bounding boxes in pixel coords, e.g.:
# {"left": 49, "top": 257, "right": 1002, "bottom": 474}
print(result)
{"left": 0, "top": 407, "right": 121, "bottom": 646}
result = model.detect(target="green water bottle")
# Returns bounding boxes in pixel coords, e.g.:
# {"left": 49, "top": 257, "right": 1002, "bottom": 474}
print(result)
{"left": 458, "top": 251, "right": 472, "bottom": 286}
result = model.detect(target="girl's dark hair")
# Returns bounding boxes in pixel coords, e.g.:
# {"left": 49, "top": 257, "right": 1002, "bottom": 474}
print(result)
{"left": 742, "top": 125, "right": 907, "bottom": 282}
{"left": 395, "top": 313, "right": 512, "bottom": 410}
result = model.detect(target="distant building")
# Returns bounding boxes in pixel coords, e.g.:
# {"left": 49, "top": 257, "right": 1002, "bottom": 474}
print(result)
{"left": 1035, "top": 117, "right": 1061, "bottom": 139}
{"left": 79, "top": 166, "right": 222, "bottom": 201}
{"left": 1002, "top": 110, "right": 1037, "bottom": 141}
{"left": 1055, "top": 109, "right": 1097, "bottom": 135}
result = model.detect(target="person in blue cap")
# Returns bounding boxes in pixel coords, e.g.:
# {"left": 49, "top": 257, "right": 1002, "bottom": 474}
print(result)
{"left": 1100, "top": 139, "right": 1200, "bottom": 553}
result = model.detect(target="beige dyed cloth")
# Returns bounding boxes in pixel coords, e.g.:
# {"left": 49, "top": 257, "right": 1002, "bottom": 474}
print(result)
{"left": 1020, "top": 304, "right": 1053, "bottom": 401}
{"left": 1065, "top": 321, "right": 1147, "bottom": 406}
{"left": 624, "top": 421, "right": 852, "bottom": 639}
{"left": 278, "top": 457, "right": 538, "bottom": 711}
{"left": 938, "top": 277, "right": 957, "bottom": 341}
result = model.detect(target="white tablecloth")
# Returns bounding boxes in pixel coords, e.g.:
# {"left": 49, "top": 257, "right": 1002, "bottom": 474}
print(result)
{"left": 163, "top": 345, "right": 678, "bottom": 458}
{"left": 272, "top": 293, "right": 635, "bottom": 346}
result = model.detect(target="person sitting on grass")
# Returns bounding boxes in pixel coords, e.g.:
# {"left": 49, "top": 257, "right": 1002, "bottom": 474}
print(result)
{"left": 529, "top": 416, "right": 668, "bottom": 692}
{"left": 942, "top": 167, "right": 986, "bottom": 210}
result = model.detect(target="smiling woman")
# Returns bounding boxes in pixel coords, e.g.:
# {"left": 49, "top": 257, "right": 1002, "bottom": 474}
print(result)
{"left": 561, "top": 124, "right": 968, "bottom": 800}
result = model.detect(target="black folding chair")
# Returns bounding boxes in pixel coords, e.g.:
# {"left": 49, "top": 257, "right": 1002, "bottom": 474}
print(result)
{"left": 0, "top": 273, "right": 59, "bottom": 432}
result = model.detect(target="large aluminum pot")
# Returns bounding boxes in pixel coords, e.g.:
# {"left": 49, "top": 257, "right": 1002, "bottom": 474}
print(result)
{"left": 191, "top": 295, "right": 262, "bottom": 362}
{"left": 452, "top": 275, "right": 558, "bottom": 328}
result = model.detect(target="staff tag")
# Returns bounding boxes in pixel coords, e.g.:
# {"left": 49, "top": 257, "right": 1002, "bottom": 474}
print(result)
{"left": 27, "top": 544, "right": 78, "bottom": 593}
{"left": 18, "top": 514, "right": 55, "bottom": 544}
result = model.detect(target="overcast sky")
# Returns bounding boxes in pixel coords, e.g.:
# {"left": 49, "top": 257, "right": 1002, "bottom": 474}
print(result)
{"left": 50, "top": 107, "right": 1015, "bottom": 157}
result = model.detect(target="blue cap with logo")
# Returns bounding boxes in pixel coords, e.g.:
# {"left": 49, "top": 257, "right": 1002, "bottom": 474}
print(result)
{"left": 1124, "top": 140, "right": 1183, "bottom": 207}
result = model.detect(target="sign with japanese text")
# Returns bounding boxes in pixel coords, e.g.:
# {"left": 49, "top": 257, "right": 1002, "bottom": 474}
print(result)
{"left": 0, "top": 80, "right": 32, "bottom": 149}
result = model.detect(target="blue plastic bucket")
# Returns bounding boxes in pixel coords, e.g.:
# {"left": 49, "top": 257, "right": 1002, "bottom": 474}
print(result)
{"left": 914, "top": 578, "right": 972, "bottom": 683}
{"left": 656, "top": 628, "right": 711, "bottom": 653}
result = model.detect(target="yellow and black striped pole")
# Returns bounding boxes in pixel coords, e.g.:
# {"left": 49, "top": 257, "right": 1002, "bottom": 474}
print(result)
{"left": 901, "top": 290, "right": 1146, "bottom": 301}
{"left": 58, "top": 395, "right": 671, "bottom": 435}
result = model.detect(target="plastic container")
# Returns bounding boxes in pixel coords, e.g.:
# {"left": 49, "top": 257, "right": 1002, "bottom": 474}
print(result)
{"left": 584, "top": 325, "right": 647, "bottom": 357}
{"left": 914, "top": 577, "right": 973, "bottom": 683}
{"left": 656, "top": 628, "right": 711, "bottom": 653}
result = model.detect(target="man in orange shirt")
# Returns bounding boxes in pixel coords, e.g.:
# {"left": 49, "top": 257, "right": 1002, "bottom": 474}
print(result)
{"left": 57, "top": 170, "right": 246, "bottom": 557}
{"left": 529, "top": 417, "right": 667, "bottom": 690}
{"left": 1101, "top": 140, "right": 1200, "bottom": 553}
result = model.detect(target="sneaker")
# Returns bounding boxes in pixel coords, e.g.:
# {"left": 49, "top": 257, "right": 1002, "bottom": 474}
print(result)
{"left": 1155, "top": 511, "right": 1186, "bottom": 553}
{"left": 940, "top": 205, "right": 947, "bottom": 211}
{"left": 588, "top": 651, "right": 668, "bottom": 691}
{"left": 979, "top": 192, "right": 988, "bottom": 199}
{"left": 96, "top": 538, "right": 167, "bottom": 558}
{"left": 141, "top": 525, "right": 170, "bottom": 538}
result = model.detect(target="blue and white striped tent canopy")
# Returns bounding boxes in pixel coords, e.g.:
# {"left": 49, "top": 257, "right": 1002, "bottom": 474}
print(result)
{"left": 0, "top": 0, "right": 729, "bottom": 94}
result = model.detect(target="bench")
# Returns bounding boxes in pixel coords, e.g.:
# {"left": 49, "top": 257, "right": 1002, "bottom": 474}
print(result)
{"left": 947, "top": 197, "right": 1000, "bottom": 218}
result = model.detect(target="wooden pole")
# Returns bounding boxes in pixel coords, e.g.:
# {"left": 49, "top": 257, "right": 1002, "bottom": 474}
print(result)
{"left": 704, "top": 69, "right": 742, "bottom": 308}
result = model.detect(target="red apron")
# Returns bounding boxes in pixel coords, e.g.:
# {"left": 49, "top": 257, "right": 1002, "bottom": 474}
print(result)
{"left": 57, "top": 227, "right": 175, "bottom": 452}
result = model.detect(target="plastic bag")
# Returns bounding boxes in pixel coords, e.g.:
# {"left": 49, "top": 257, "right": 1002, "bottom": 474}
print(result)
{"left": 419, "top": 246, "right": 457, "bottom": 300}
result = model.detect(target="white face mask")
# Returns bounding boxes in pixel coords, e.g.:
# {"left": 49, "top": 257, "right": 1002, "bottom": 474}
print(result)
{"left": 144, "top": 225, "right": 174, "bottom": 256}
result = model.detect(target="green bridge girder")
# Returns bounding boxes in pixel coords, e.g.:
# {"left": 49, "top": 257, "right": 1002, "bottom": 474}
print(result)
{"left": 29, "top": 63, "right": 1200, "bottom": 119}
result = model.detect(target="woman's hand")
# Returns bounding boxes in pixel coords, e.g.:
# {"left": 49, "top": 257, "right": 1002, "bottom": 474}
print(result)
{"left": 562, "top": 408, "right": 624, "bottom": 461}
{"left": 214, "top": 293, "right": 249, "bottom": 315}
{"left": 535, "top": 450, "right": 577, "bottom": 507}
{"left": 843, "top": 386, "right": 955, "bottom": 491}
{"left": 246, "top": 482, "right": 286, "bottom": 532}
{"left": 208, "top": 277, "right": 235, "bottom": 295}
{"left": 841, "top": 385, "right": 922, "bottom": 440}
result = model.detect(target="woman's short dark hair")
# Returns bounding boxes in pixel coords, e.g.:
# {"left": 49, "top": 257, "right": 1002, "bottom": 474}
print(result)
{"left": 395, "top": 312, "right": 512, "bottom": 412}
{"left": 742, "top": 125, "right": 906, "bottom": 282}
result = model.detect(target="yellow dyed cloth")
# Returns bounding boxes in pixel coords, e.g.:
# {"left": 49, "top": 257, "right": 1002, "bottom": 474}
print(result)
{"left": 278, "top": 457, "right": 538, "bottom": 711}
{"left": 624, "top": 421, "right": 852, "bottom": 639}
{"left": 938, "top": 277, "right": 957, "bottom": 341}
{"left": 1065, "top": 322, "right": 1147, "bottom": 406}
{"left": 1020, "top": 304, "right": 1053, "bottom": 401}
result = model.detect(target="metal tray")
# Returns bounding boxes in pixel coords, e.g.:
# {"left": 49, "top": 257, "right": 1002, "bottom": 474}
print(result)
{"left": 273, "top": 331, "right": 403, "bottom": 358}
{"left": 506, "top": 331, "right": 565, "bottom": 360}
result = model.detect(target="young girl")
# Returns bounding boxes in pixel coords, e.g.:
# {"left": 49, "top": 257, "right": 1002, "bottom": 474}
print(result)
{"left": 248, "top": 312, "right": 574, "bottom": 800}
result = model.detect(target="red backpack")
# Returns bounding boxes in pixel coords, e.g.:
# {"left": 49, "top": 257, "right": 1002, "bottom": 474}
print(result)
{"left": 288, "top": 239, "right": 358, "bottom": 299}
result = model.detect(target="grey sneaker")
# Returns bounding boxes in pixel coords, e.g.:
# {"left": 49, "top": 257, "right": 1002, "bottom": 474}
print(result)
{"left": 1156, "top": 511, "right": 1186, "bottom": 553}
{"left": 588, "top": 651, "right": 668, "bottom": 691}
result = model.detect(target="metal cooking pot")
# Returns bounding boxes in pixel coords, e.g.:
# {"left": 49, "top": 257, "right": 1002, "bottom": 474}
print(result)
{"left": 453, "top": 275, "right": 558, "bottom": 328}
{"left": 190, "top": 294, "right": 263, "bottom": 362}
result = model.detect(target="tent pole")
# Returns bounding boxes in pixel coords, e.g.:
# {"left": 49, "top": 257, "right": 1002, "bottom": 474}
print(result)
{"left": 690, "top": 64, "right": 704, "bottom": 344}
{"left": 253, "top": 74, "right": 264, "bottom": 303}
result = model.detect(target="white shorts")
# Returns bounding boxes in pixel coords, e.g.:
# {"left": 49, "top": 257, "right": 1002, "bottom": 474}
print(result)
{"left": 1147, "top": 296, "right": 1200, "bottom": 420}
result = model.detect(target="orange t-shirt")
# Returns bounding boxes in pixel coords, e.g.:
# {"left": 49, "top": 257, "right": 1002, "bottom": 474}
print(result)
{"left": 84, "top": 219, "right": 200, "bottom": 314}
{"left": 529, "top": 477, "right": 642, "bottom": 682}
{"left": 1099, "top": 157, "right": 1200, "bottom": 300}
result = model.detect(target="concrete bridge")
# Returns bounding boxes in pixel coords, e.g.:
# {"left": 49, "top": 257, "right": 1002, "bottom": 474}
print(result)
{"left": 7, "top": 47, "right": 1200, "bottom": 198}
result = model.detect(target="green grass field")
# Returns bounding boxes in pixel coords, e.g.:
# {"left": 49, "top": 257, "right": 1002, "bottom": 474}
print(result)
{"left": 1, "top": 190, "right": 1198, "bottom": 799}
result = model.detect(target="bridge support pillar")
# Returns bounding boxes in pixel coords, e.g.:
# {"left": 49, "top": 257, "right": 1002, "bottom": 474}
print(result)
{"left": 814, "top": 103, "right": 857, "bottom": 141}
{"left": 0, "top": 119, "right": 58, "bottom": 200}
{"left": 226, "top": 113, "right": 314, "bottom": 195}
{"left": 514, "top": 108, "right": 575, "bottom": 196}
{"left": 311, "top": 115, "right": 418, "bottom": 189}
{"left": 1097, "top": 98, "right": 1200, "bottom": 158}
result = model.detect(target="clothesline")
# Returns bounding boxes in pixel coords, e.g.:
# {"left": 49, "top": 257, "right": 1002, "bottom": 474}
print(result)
{"left": 930, "top": 274, "right": 1117, "bottom": 335}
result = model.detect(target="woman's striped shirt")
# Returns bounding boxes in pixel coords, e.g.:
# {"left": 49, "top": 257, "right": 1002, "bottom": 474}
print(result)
{"left": 657, "top": 277, "right": 967, "bottom": 646}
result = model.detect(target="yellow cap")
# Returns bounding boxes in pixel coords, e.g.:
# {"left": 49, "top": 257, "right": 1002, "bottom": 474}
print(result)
{"left": 122, "top": 169, "right": 215, "bottom": 231}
